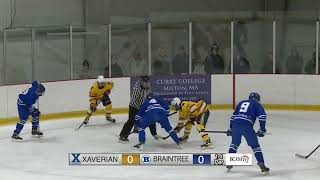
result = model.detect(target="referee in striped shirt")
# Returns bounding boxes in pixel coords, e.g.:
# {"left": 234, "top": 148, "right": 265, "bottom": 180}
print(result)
{"left": 119, "top": 75, "right": 160, "bottom": 143}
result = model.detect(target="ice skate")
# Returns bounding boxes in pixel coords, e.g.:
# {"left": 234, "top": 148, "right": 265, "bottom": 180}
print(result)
{"left": 106, "top": 116, "right": 116, "bottom": 123}
{"left": 178, "top": 136, "right": 189, "bottom": 143}
{"left": 200, "top": 139, "right": 213, "bottom": 149}
{"left": 32, "top": 129, "right": 43, "bottom": 136}
{"left": 118, "top": 136, "right": 129, "bottom": 143}
{"left": 258, "top": 162, "right": 270, "bottom": 175}
{"left": 134, "top": 142, "right": 144, "bottom": 151}
{"left": 226, "top": 165, "right": 233, "bottom": 172}
{"left": 153, "top": 134, "right": 163, "bottom": 141}
{"left": 12, "top": 133, "right": 23, "bottom": 140}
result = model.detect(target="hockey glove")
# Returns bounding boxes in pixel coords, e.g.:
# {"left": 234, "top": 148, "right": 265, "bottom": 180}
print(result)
{"left": 104, "top": 90, "right": 111, "bottom": 96}
{"left": 90, "top": 103, "right": 97, "bottom": 112}
{"left": 226, "top": 129, "right": 232, "bottom": 136}
{"left": 132, "top": 127, "right": 139, "bottom": 133}
{"left": 257, "top": 129, "right": 266, "bottom": 137}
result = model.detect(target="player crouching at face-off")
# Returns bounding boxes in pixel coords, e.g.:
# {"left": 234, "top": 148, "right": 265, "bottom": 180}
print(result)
{"left": 12, "top": 81, "right": 45, "bottom": 140}
{"left": 84, "top": 75, "right": 115, "bottom": 125}
{"left": 171, "top": 97, "right": 212, "bottom": 149}
{"left": 134, "top": 95, "right": 181, "bottom": 151}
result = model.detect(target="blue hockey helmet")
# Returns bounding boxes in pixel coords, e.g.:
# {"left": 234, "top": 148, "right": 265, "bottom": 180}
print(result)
{"left": 249, "top": 92, "right": 260, "bottom": 102}
{"left": 146, "top": 92, "right": 154, "bottom": 99}
{"left": 32, "top": 80, "right": 40, "bottom": 87}
{"left": 36, "top": 84, "right": 46, "bottom": 96}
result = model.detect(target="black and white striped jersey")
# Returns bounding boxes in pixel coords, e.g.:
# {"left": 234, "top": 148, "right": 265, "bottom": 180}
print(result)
{"left": 129, "top": 81, "right": 150, "bottom": 109}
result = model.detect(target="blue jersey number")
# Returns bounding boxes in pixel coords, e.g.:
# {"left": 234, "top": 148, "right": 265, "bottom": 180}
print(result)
{"left": 239, "top": 102, "right": 250, "bottom": 113}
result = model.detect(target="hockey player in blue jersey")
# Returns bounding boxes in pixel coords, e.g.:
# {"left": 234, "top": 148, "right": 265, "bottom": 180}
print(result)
{"left": 134, "top": 95, "right": 181, "bottom": 150}
{"left": 226, "top": 92, "right": 270, "bottom": 174}
{"left": 12, "top": 81, "right": 46, "bottom": 140}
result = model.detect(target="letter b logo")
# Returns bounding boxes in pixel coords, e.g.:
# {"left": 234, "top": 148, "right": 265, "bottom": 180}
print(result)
{"left": 142, "top": 155, "right": 150, "bottom": 164}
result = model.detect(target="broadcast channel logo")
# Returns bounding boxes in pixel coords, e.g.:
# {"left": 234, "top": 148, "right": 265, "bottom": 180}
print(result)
{"left": 225, "top": 153, "right": 252, "bottom": 166}
{"left": 141, "top": 155, "right": 151, "bottom": 164}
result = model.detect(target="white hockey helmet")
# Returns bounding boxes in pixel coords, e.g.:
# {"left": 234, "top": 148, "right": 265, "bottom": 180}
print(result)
{"left": 97, "top": 75, "right": 105, "bottom": 83}
{"left": 97, "top": 75, "right": 106, "bottom": 87}
{"left": 171, "top": 97, "right": 181, "bottom": 107}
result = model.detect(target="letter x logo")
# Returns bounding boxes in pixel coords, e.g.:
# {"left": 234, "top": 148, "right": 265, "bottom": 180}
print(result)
{"left": 71, "top": 153, "right": 81, "bottom": 163}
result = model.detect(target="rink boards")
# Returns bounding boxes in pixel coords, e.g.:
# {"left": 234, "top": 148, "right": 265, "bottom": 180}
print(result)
{"left": 69, "top": 153, "right": 253, "bottom": 166}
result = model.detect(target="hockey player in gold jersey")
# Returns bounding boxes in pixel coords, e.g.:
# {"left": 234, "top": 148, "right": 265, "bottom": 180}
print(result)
{"left": 84, "top": 75, "right": 115, "bottom": 124}
{"left": 171, "top": 97, "right": 212, "bottom": 149}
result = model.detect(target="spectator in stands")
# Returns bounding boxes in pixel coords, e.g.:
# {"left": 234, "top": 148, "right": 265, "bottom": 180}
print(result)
{"left": 128, "top": 51, "right": 147, "bottom": 76}
{"left": 234, "top": 20, "right": 248, "bottom": 58}
{"left": 204, "top": 43, "right": 225, "bottom": 74}
{"left": 286, "top": 47, "right": 303, "bottom": 74}
{"left": 104, "top": 55, "right": 123, "bottom": 77}
{"left": 261, "top": 51, "right": 273, "bottom": 74}
{"left": 193, "top": 59, "right": 205, "bottom": 74}
{"left": 231, "top": 55, "right": 251, "bottom": 74}
{"left": 305, "top": 50, "right": 320, "bottom": 74}
{"left": 79, "top": 59, "right": 90, "bottom": 79}
{"left": 152, "top": 47, "right": 170, "bottom": 75}
{"left": 172, "top": 46, "right": 188, "bottom": 74}
{"left": 261, "top": 51, "right": 280, "bottom": 74}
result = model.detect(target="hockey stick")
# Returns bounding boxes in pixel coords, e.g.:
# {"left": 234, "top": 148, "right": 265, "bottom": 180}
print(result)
{"left": 202, "top": 130, "right": 272, "bottom": 136}
{"left": 168, "top": 111, "right": 178, "bottom": 116}
{"left": 201, "top": 130, "right": 227, "bottom": 134}
{"left": 295, "top": 144, "right": 320, "bottom": 159}
{"left": 75, "top": 113, "right": 92, "bottom": 131}
{"left": 162, "top": 118, "right": 191, "bottom": 140}
{"left": 75, "top": 101, "right": 101, "bottom": 131}
{"left": 130, "top": 111, "right": 178, "bottom": 135}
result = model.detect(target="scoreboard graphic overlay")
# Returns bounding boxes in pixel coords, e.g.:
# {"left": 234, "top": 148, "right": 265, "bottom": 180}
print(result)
{"left": 69, "top": 153, "right": 226, "bottom": 166}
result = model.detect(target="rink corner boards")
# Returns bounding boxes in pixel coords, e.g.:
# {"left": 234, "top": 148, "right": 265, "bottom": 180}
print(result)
{"left": 1, "top": 104, "right": 320, "bottom": 126}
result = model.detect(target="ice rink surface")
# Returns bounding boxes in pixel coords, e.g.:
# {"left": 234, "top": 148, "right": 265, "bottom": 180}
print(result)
{"left": 0, "top": 110, "right": 319, "bottom": 180}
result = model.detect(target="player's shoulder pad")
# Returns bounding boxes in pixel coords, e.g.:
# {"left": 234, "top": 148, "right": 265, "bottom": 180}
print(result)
{"left": 256, "top": 101, "right": 265, "bottom": 108}
{"left": 106, "top": 81, "right": 114, "bottom": 88}
{"left": 181, "top": 101, "right": 187, "bottom": 107}
{"left": 198, "top": 100, "right": 205, "bottom": 104}
{"left": 235, "top": 100, "right": 245, "bottom": 107}
{"left": 91, "top": 82, "right": 99, "bottom": 87}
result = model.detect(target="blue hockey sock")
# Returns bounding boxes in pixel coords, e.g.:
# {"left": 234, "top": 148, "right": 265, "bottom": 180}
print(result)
{"left": 14, "top": 123, "right": 24, "bottom": 134}
{"left": 169, "top": 130, "right": 180, "bottom": 143}
{"left": 138, "top": 129, "right": 146, "bottom": 143}
{"left": 253, "top": 147, "right": 265, "bottom": 164}
{"left": 228, "top": 143, "right": 239, "bottom": 153}
{"left": 32, "top": 117, "right": 39, "bottom": 129}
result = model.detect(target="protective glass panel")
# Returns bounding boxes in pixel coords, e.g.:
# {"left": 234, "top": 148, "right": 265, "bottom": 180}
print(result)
{"left": 151, "top": 22, "right": 189, "bottom": 75}
{"left": 72, "top": 25, "right": 108, "bottom": 79}
{"left": 0, "top": 31, "right": 3, "bottom": 84}
{"left": 193, "top": 21, "right": 231, "bottom": 74}
{"left": 111, "top": 24, "right": 148, "bottom": 77}
{"left": 233, "top": 12, "right": 273, "bottom": 74}
{"left": 34, "top": 27, "right": 71, "bottom": 81}
{"left": 6, "top": 28, "right": 32, "bottom": 84}
{"left": 277, "top": 11, "right": 317, "bottom": 74}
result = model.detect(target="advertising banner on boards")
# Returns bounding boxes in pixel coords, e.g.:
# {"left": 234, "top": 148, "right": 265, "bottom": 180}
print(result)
{"left": 130, "top": 74, "right": 211, "bottom": 104}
